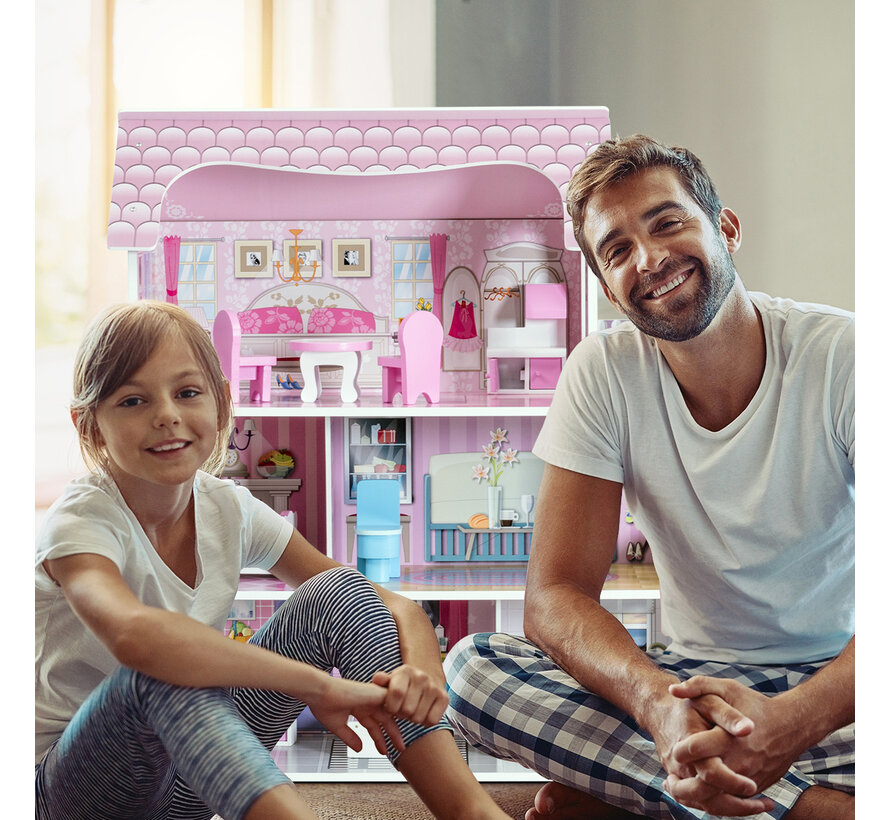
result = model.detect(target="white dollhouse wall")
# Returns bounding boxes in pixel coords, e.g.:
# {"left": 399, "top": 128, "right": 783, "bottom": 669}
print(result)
{"left": 480, "top": 243, "right": 566, "bottom": 391}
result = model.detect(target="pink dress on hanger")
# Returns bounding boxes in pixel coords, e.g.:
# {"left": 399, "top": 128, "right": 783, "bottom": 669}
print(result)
{"left": 444, "top": 299, "right": 483, "bottom": 352}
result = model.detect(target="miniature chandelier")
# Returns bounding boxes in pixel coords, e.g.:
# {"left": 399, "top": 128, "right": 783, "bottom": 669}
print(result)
{"left": 275, "top": 228, "right": 320, "bottom": 284}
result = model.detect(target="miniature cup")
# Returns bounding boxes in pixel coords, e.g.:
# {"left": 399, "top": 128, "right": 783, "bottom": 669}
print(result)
{"left": 500, "top": 509, "right": 519, "bottom": 527}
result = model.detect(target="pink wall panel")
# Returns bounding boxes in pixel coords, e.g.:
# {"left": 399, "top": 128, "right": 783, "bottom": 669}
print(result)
{"left": 148, "top": 215, "right": 578, "bottom": 336}
{"left": 233, "top": 415, "right": 327, "bottom": 551}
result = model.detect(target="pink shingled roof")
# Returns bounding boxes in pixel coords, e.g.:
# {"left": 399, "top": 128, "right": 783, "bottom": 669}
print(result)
{"left": 108, "top": 107, "right": 610, "bottom": 251}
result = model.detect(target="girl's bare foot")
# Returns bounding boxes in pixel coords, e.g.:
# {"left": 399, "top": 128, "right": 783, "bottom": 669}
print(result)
{"left": 524, "top": 782, "right": 643, "bottom": 820}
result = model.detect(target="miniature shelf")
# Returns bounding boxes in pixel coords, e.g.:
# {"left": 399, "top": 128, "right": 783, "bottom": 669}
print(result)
{"left": 227, "top": 478, "right": 302, "bottom": 515}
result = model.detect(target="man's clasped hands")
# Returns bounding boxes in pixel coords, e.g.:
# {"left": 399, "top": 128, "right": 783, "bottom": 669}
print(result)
{"left": 654, "top": 676, "right": 811, "bottom": 816}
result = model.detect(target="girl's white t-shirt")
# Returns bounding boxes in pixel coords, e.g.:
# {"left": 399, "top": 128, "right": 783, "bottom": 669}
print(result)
{"left": 533, "top": 292, "right": 854, "bottom": 665}
{"left": 35, "top": 470, "right": 293, "bottom": 762}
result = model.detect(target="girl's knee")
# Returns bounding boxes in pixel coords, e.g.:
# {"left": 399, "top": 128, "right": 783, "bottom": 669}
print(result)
{"left": 299, "top": 565, "right": 375, "bottom": 600}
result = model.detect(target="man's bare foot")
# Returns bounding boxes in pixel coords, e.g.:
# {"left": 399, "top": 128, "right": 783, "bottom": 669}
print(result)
{"left": 524, "top": 782, "right": 643, "bottom": 820}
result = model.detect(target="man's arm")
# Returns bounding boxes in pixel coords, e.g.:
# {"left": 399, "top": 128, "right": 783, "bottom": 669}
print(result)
{"left": 524, "top": 464, "right": 768, "bottom": 814}
{"left": 524, "top": 465, "right": 670, "bottom": 720}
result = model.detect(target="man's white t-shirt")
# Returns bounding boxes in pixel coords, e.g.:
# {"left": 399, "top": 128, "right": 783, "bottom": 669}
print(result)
{"left": 533, "top": 292, "right": 854, "bottom": 665}
{"left": 34, "top": 471, "right": 293, "bottom": 763}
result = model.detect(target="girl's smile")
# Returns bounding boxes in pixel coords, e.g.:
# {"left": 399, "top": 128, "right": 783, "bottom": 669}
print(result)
{"left": 94, "top": 333, "right": 219, "bottom": 496}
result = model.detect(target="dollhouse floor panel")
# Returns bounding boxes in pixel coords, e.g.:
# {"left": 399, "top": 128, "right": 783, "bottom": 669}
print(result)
{"left": 272, "top": 733, "right": 543, "bottom": 783}
{"left": 237, "top": 563, "right": 660, "bottom": 602}
{"left": 232, "top": 390, "right": 556, "bottom": 418}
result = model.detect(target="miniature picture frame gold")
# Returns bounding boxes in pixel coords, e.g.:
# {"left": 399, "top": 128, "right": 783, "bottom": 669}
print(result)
{"left": 234, "top": 241, "right": 274, "bottom": 278}
{"left": 283, "top": 238, "right": 322, "bottom": 278}
{"left": 332, "top": 238, "right": 371, "bottom": 277}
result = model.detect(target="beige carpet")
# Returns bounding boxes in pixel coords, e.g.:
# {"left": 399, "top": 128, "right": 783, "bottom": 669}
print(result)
{"left": 300, "top": 782, "right": 541, "bottom": 819}
{"left": 213, "top": 782, "right": 541, "bottom": 819}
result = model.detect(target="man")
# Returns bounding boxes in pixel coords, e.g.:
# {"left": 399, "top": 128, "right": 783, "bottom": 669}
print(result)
{"left": 445, "top": 135, "right": 854, "bottom": 819}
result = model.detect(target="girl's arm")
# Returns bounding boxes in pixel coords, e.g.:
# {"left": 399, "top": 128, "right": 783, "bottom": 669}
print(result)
{"left": 268, "top": 529, "right": 449, "bottom": 725}
{"left": 44, "top": 552, "right": 405, "bottom": 753}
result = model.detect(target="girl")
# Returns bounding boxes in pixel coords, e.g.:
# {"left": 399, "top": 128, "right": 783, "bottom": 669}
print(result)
{"left": 35, "top": 301, "right": 511, "bottom": 820}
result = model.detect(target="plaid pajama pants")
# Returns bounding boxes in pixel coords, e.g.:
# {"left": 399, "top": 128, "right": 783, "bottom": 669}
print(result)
{"left": 36, "top": 567, "right": 449, "bottom": 820}
{"left": 444, "top": 632, "right": 854, "bottom": 819}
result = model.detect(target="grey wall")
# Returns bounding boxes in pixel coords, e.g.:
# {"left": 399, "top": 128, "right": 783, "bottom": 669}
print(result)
{"left": 436, "top": 0, "right": 854, "bottom": 311}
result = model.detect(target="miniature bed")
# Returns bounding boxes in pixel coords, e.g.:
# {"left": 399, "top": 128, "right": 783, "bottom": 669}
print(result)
{"left": 423, "top": 452, "right": 545, "bottom": 562}
{"left": 230, "top": 281, "right": 391, "bottom": 391}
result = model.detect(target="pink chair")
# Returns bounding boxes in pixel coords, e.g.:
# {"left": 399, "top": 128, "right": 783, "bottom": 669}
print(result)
{"left": 212, "top": 310, "right": 277, "bottom": 403}
{"left": 378, "top": 311, "right": 444, "bottom": 405}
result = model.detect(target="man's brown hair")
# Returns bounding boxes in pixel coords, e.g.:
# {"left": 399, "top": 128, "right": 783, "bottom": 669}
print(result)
{"left": 566, "top": 134, "right": 724, "bottom": 278}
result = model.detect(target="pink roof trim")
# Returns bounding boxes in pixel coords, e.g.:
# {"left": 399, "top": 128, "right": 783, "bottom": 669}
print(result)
{"left": 109, "top": 107, "right": 610, "bottom": 251}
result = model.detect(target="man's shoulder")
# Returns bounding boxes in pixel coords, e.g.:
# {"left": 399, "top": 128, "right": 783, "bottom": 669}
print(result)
{"left": 579, "top": 320, "right": 654, "bottom": 359}
{"left": 752, "top": 291, "right": 854, "bottom": 329}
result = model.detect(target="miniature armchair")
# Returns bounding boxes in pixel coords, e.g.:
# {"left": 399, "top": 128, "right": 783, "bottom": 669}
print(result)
{"left": 355, "top": 478, "right": 402, "bottom": 582}
{"left": 212, "top": 310, "right": 277, "bottom": 403}
{"left": 378, "top": 311, "right": 444, "bottom": 405}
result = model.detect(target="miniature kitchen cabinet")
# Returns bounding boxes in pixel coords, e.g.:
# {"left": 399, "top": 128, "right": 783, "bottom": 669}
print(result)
{"left": 344, "top": 417, "right": 412, "bottom": 504}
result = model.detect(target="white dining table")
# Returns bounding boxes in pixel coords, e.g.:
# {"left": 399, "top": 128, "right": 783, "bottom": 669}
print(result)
{"left": 289, "top": 338, "right": 373, "bottom": 402}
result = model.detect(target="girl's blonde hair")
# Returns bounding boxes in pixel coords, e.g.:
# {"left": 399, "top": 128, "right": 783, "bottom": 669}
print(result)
{"left": 71, "top": 301, "right": 233, "bottom": 475}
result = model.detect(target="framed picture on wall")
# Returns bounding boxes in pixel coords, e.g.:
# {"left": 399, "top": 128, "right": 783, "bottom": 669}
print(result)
{"left": 234, "top": 241, "right": 274, "bottom": 278}
{"left": 283, "top": 237, "right": 322, "bottom": 279}
{"left": 332, "top": 238, "right": 371, "bottom": 277}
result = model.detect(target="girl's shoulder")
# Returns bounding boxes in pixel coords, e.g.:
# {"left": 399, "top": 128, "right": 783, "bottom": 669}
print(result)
{"left": 42, "top": 472, "right": 125, "bottom": 521}
{"left": 36, "top": 473, "right": 133, "bottom": 566}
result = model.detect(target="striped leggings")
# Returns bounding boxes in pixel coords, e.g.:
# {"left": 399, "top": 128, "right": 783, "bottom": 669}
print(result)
{"left": 445, "top": 632, "right": 855, "bottom": 820}
{"left": 36, "top": 566, "right": 449, "bottom": 820}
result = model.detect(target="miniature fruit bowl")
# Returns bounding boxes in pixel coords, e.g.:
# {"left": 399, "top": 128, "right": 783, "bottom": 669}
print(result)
{"left": 257, "top": 449, "right": 295, "bottom": 479}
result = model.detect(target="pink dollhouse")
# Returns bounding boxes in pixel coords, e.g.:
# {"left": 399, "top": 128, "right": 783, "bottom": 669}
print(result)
{"left": 108, "top": 106, "right": 658, "bottom": 778}
{"left": 107, "top": 106, "right": 651, "bottom": 565}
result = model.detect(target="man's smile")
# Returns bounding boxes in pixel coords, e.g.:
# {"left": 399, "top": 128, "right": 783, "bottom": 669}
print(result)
{"left": 646, "top": 269, "right": 692, "bottom": 300}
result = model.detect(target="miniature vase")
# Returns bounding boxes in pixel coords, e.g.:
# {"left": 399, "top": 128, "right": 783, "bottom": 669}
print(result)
{"left": 487, "top": 485, "right": 503, "bottom": 529}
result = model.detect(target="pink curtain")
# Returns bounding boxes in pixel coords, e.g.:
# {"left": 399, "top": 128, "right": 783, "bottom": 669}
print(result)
{"left": 429, "top": 233, "right": 447, "bottom": 321}
{"left": 163, "top": 235, "right": 181, "bottom": 304}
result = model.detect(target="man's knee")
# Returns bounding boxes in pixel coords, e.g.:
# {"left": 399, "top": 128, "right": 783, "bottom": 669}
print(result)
{"left": 444, "top": 632, "right": 509, "bottom": 722}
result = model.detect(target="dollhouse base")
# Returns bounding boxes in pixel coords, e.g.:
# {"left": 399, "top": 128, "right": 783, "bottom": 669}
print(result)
{"left": 271, "top": 733, "right": 542, "bottom": 783}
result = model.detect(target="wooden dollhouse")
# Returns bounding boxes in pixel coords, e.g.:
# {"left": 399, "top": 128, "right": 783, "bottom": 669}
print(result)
{"left": 108, "top": 107, "right": 659, "bottom": 781}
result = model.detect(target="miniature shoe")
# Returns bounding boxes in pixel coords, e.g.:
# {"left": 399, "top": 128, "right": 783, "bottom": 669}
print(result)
{"left": 287, "top": 374, "right": 301, "bottom": 390}
{"left": 627, "top": 541, "right": 637, "bottom": 561}
{"left": 634, "top": 542, "right": 643, "bottom": 561}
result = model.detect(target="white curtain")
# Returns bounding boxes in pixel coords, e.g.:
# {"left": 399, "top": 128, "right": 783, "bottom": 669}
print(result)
{"left": 272, "top": 0, "right": 434, "bottom": 108}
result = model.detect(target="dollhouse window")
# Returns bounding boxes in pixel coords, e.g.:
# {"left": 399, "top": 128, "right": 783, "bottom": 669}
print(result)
{"left": 391, "top": 239, "right": 434, "bottom": 321}
{"left": 178, "top": 242, "right": 218, "bottom": 323}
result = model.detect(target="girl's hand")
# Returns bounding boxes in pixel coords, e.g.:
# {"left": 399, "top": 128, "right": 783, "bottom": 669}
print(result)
{"left": 371, "top": 665, "right": 450, "bottom": 727}
{"left": 307, "top": 676, "right": 406, "bottom": 756}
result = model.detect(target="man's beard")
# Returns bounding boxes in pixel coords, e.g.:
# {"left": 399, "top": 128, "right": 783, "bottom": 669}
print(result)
{"left": 610, "top": 247, "right": 737, "bottom": 342}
